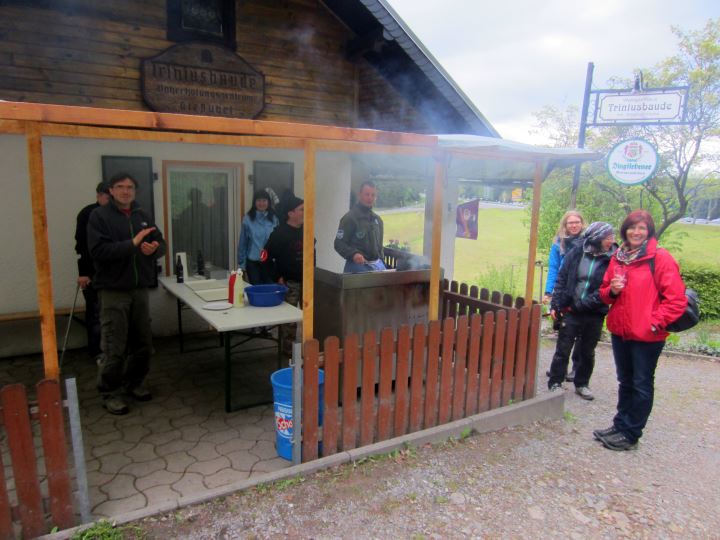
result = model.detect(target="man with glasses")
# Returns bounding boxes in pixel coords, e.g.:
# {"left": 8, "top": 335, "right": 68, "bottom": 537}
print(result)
{"left": 87, "top": 173, "right": 166, "bottom": 414}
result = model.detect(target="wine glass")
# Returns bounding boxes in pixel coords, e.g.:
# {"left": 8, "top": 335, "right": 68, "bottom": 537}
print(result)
{"left": 613, "top": 264, "right": 627, "bottom": 286}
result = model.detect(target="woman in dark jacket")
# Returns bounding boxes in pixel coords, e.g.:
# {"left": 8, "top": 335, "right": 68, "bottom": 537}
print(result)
{"left": 548, "top": 222, "right": 617, "bottom": 400}
{"left": 596, "top": 210, "right": 686, "bottom": 451}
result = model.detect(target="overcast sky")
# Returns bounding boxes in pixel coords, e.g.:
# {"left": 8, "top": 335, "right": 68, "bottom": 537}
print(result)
{"left": 385, "top": 0, "right": 719, "bottom": 144}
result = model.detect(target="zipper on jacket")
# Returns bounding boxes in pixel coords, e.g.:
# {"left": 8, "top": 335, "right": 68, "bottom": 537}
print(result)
{"left": 580, "top": 256, "right": 596, "bottom": 300}
{"left": 129, "top": 216, "right": 139, "bottom": 287}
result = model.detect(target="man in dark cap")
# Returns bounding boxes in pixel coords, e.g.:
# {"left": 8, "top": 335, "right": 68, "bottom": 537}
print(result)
{"left": 264, "top": 194, "right": 305, "bottom": 354}
{"left": 74, "top": 181, "right": 111, "bottom": 363}
{"left": 548, "top": 222, "right": 617, "bottom": 400}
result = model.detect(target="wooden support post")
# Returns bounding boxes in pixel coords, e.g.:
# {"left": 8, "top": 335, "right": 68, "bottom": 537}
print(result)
{"left": 302, "top": 140, "right": 316, "bottom": 342}
{"left": 429, "top": 152, "right": 447, "bottom": 321}
{"left": 524, "top": 161, "right": 544, "bottom": 304}
{"left": 26, "top": 123, "right": 59, "bottom": 380}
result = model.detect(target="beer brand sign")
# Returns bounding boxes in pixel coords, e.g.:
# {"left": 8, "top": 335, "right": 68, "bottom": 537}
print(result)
{"left": 142, "top": 43, "right": 264, "bottom": 118}
{"left": 606, "top": 138, "right": 659, "bottom": 185}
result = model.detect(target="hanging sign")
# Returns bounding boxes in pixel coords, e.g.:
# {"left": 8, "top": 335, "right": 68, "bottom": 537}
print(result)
{"left": 142, "top": 43, "right": 265, "bottom": 118}
{"left": 606, "top": 138, "right": 659, "bottom": 185}
{"left": 588, "top": 87, "right": 689, "bottom": 126}
{"left": 456, "top": 199, "right": 479, "bottom": 239}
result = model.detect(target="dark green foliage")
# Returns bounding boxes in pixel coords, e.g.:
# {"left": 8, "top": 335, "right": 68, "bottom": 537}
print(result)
{"left": 680, "top": 264, "right": 720, "bottom": 320}
{"left": 374, "top": 180, "right": 424, "bottom": 209}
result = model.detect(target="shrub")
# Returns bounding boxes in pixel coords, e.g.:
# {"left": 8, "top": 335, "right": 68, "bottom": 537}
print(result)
{"left": 680, "top": 264, "right": 720, "bottom": 320}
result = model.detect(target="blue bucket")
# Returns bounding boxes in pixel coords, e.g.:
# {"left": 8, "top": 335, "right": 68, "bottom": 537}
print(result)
{"left": 270, "top": 367, "right": 324, "bottom": 461}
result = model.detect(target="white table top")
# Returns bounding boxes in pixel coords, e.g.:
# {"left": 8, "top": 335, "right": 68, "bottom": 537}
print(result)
{"left": 159, "top": 276, "right": 303, "bottom": 333}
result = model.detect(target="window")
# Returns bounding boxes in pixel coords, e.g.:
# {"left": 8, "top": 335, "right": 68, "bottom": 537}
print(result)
{"left": 165, "top": 163, "right": 243, "bottom": 277}
{"left": 167, "top": 0, "right": 236, "bottom": 49}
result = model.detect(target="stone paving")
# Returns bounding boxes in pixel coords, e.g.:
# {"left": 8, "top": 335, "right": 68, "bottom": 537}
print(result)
{"left": 0, "top": 333, "right": 292, "bottom": 519}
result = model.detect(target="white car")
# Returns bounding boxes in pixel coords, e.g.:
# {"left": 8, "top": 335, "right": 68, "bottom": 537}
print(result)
{"left": 680, "top": 217, "right": 694, "bottom": 223}
{"left": 695, "top": 218, "right": 708, "bottom": 224}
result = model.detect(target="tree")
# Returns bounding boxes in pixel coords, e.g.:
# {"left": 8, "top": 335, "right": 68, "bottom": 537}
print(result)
{"left": 532, "top": 18, "right": 720, "bottom": 245}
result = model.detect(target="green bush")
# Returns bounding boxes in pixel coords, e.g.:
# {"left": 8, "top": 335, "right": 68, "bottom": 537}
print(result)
{"left": 680, "top": 264, "right": 720, "bottom": 320}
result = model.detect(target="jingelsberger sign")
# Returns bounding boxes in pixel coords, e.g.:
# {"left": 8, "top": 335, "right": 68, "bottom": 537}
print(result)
{"left": 606, "top": 138, "right": 659, "bottom": 185}
{"left": 142, "top": 43, "right": 264, "bottom": 118}
{"left": 598, "top": 91, "right": 684, "bottom": 123}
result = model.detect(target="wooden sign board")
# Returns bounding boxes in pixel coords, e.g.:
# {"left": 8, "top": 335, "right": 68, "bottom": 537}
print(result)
{"left": 142, "top": 43, "right": 264, "bottom": 119}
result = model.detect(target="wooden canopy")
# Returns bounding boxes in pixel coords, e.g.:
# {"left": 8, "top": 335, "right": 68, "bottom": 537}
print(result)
{"left": 0, "top": 101, "right": 601, "bottom": 380}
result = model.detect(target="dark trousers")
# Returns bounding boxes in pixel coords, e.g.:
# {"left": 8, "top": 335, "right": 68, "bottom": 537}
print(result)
{"left": 82, "top": 285, "right": 102, "bottom": 359}
{"left": 611, "top": 335, "right": 665, "bottom": 443}
{"left": 548, "top": 312, "right": 604, "bottom": 388}
{"left": 245, "top": 259, "right": 273, "bottom": 285}
{"left": 97, "top": 289, "right": 152, "bottom": 395}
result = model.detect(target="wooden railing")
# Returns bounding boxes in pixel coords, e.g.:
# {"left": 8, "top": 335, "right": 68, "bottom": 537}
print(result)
{"left": 0, "top": 381, "right": 75, "bottom": 539}
{"left": 441, "top": 279, "right": 528, "bottom": 318}
{"left": 300, "top": 304, "right": 541, "bottom": 462}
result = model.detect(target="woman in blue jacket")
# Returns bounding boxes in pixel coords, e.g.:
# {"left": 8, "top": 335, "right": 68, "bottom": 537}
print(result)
{"left": 237, "top": 190, "right": 279, "bottom": 284}
{"left": 544, "top": 210, "right": 585, "bottom": 380}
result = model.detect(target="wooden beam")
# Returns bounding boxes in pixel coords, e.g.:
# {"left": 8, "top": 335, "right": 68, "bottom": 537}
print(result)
{"left": 0, "top": 101, "right": 437, "bottom": 147}
{"left": 0, "top": 119, "right": 24, "bottom": 134}
{"left": 525, "top": 162, "right": 544, "bottom": 304}
{"left": 428, "top": 152, "right": 447, "bottom": 321}
{"left": 315, "top": 139, "right": 434, "bottom": 156}
{"left": 25, "top": 124, "right": 59, "bottom": 379}
{"left": 302, "top": 140, "right": 316, "bottom": 342}
{"left": 22, "top": 121, "right": 307, "bottom": 149}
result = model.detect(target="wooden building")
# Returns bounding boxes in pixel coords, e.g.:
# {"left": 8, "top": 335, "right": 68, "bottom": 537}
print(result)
{"left": 0, "top": 0, "right": 496, "bottom": 135}
{"left": 0, "top": 0, "right": 501, "bottom": 357}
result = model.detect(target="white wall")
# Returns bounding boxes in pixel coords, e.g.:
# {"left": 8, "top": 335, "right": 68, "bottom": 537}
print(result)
{"left": 423, "top": 176, "right": 458, "bottom": 280}
{"left": 316, "top": 152, "right": 351, "bottom": 272}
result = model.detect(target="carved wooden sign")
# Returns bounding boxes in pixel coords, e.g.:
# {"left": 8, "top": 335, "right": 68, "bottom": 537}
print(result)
{"left": 142, "top": 43, "right": 264, "bottom": 118}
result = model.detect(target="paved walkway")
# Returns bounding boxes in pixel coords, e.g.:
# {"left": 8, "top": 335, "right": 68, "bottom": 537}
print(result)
{"left": 0, "top": 334, "right": 291, "bottom": 519}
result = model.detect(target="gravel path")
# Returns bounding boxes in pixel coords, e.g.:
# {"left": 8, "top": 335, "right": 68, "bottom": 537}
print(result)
{"left": 137, "top": 341, "right": 720, "bottom": 539}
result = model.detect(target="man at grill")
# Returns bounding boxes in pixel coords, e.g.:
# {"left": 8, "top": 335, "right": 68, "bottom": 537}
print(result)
{"left": 334, "top": 181, "right": 385, "bottom": 273}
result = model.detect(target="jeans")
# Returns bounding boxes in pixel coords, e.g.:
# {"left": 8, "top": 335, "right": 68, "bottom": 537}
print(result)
{"left": 548, "top": 312, "right": 604, "bottom": 388}
{"left": 97, "top": 289, "right": 152, "bottom": 395}
{"left": 611, "top": 334, "right": 665, "bottom": 443}
{"left": 281, "top": 280, "right": 301, "bottom": 354}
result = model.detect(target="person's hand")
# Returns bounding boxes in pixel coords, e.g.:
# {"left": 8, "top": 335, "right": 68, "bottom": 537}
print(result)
{"left": 352, "top": 253, "right": 366, "bottom": 264}
{"left": 278, "top": 277, "right": 286, "bottom": 285}
{"left": 78, "top": 276, "right": 91, "bottom": 289}
{"left": 140, "top": 240, "right": 159, "bottom": 256}
{"left": 610, "top": 275, "right": 625, "bottom": 295}
{"left": 550, "top": 309, "right": 557, "bottom": 321}
{"left": 542, "top": 293, "right": 552, "bottom": 305}
{"left": 132, "top": 227, "right": 156, "bottom": 247}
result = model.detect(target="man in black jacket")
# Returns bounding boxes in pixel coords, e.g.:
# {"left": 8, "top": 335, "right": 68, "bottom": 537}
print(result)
{"left": 334, "top": 181, "right": 385, "bottom": 273}
{"left": 548, "top": 222, "right": 617, "bottom": 400}
{"left": 87, "top": 173, "right": 166, "bottom": 415}
{"left": 75, "top": 181, "right": 110, "bottom": 362}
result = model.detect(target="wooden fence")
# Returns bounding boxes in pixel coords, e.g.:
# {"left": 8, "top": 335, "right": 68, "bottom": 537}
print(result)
{"left": 0, "top": 380, "right": 74, "bottom": 539}
{"left": 300, "top": 302, "right": 541, "bottom": 462}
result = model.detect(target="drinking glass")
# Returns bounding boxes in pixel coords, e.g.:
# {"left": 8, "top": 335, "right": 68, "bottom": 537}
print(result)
{"left": 613, "top": 265, "right": 627, "bottom": 285}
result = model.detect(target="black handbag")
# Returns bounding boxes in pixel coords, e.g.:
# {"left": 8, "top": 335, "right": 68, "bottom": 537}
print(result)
{"left": 649, "top": 256, "right": 700, "bottom": 333}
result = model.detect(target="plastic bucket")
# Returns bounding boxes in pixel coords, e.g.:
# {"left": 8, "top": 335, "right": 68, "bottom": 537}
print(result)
{"left": 270, "top": 367, "right": 324, "bottom": 461}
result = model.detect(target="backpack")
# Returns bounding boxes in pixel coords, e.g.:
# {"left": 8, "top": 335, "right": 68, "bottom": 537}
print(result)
{"left": 648, "top": 255, "right": 700, "bottom": 333}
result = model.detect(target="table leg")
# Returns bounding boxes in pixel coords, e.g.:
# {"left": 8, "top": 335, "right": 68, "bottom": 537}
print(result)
{"left": 224, "top": 332, "right": 232, "bottom": 413}
{"left": 176, "top": 299, "right": 184, "bottom": 353}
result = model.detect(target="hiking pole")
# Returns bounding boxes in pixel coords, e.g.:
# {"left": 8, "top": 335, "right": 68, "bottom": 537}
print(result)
{"left": 60, "top": 282, "right": 81, "bottom": 368}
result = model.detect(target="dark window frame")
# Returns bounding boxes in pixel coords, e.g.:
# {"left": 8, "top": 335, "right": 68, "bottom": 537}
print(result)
{"left": 166, "top": 0, "right": 236, "bottom": 50}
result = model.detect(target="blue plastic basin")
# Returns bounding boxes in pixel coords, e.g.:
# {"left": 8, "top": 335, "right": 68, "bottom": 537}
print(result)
{"left": 244, "top": 284, "right": 289, "bottom": 307}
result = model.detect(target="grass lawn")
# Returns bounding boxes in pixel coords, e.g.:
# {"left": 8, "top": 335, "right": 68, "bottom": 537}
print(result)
{"left": 382, "top": 209, "right": 720, "bottom": 298}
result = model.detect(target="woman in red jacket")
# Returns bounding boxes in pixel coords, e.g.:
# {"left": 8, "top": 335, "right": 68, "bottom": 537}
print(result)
{"left": 596, "top": 210, "right": 687, "bottom": 451}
